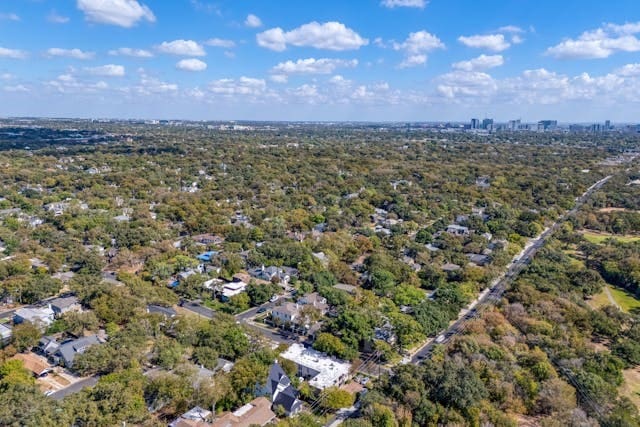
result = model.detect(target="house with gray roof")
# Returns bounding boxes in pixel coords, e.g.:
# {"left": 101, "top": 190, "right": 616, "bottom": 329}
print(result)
{"left": 261, "top": 361, "right": 303, "bottom": 416}
{"left": 50, "top": 296, "right": 81, "bottom": 317}
{"left": 52, "top": 335, "right": 103, "bottom": 368}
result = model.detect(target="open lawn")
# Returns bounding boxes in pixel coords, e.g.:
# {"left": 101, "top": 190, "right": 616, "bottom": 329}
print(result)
{"left": 621, "top": 368, "right": 640, "bottom": 409}
{"left": 581, "top": 230, "right": 640, "bottom": 244}
{"left": 589, "top": 285, "right": 640, "bottom": 313}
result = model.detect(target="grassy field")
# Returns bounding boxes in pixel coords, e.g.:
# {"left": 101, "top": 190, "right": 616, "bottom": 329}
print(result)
{"left": 581, "top": 230, "right": 640, "bottom": 244}
{"left": 589, "top": 285, "right": 640, "bottom": 313}
{"left": 621, "top": 368, "right": 640, "bottom": 409}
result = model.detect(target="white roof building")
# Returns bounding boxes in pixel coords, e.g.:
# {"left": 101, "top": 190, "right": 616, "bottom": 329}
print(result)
{"left": 0, "top": 323, "right": 12, "bottom": 342}
{"left": 222, "top": 281, "right": 247, "bottom": 299}
{"left": 14, "top": 306, "right": 55, "bottom": 329}
{"left": 280, "top": 343, "right": 351, "bottom": 390}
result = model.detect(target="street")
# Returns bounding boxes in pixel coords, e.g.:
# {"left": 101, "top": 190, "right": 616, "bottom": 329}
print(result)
{"left": 410, "top": 175, "right": 612, "bottom": 363}
{"left": 49, "top": 376, "right": 99, "bottom": 401}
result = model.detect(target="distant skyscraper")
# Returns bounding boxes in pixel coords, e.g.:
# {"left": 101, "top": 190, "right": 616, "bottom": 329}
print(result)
{"left": 537, "top": 120, "right": 558, "bottom": 131}
{"left": 471, "top": 118, "right": 480, "bottom": 129}
{"left": 508, "top": 119, "right": 521, "bottom": 131}
{"left": 605, "top": 120, "right": 611, "bottom": 130}
{"left": 482, "top": 118, "right": 494, "bottom": 130}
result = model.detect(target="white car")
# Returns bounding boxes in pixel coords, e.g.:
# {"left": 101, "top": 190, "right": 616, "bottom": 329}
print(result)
{"left": 269, "top": 295, "right": 279, "bottom": 302}
{"left": 435, "top": 334, "right": 445, "bottom": 344}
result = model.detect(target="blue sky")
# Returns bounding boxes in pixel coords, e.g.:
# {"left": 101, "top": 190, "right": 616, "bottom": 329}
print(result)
{"left": 1, "top": 0, "right": 640, "bottom": 121}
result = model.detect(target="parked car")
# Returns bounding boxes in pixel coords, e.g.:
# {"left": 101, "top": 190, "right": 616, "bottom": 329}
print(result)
{"left": 269, "top": 295, "right": 279, "bottom": 302}
{"left": 257, "top": 307, "right": 267, "bottom": 314}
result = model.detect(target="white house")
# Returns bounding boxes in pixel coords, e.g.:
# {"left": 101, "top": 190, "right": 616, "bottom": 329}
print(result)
{"left": 280, "top": 343, "right": 351, "bottom": 390}
{"left": 14, "top": 306, "right": 55, "bottom": 330}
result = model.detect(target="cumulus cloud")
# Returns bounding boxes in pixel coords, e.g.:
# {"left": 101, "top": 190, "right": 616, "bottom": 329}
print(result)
{"left": 381, "top": 0, "right": 427, "bottom": 8}
{"left": 209, "top": 77, "right": 267, "bottom": 96}
{"left": 77, "top": 0, "right": 155, "bottom": 28}
{"left": 546, "top": 21, "right": 640, "bottom": 59}
{"left": 272, "top": 58, "right": 358, "bottom": 75}
{"left": 270, "top": 74, "right": 289, "bottom": 84}
{"left": 257, "top": 21, "right": 368, "bottom": 51}
{"left": 245, "top": 14, "right": 262, "bottom": 28}
{"left": 0, "top": 46, "right": 28, "bottom": 59}
{"left": 46, "top": 48, "right": 95, "bottom": 60}
{"left": 156, "top": 40, "right": 206, "bottom": 56}
{"left": 85, "top": 64, "right": 126, "bottom": 77}
{"left": 453, "top": 54, "right": 504, "bottom": 71}
{"left": 392, "top": 30, "right": 445, "bottom": 67}
{"left": 458, "top": 34, "right": 510, "bottom": 52}
{"left": 176, "top": 58, "right": 208, "bottom": 72}
{"left": 47, "top": 10, "right": 70, "bottom": 24}
{"left": 436, "top": 70, "right": 497, "bottom": 99}
{"left": 3, "top": 84, "right": 29, "bottom": 92}
{"left": 109, "top": 47, "right": 154, "bottom": 58}
{"left": 205, "top": 38, "right": 236, "bottom": 48}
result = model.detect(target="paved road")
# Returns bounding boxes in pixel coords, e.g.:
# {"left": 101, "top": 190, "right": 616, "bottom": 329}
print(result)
{"left": 410, "top": 175, "right": 612, "bottom": 364}
{"left": 179, "top": 300, "right": 215, "bottom": 319}
{"left": 49, "top": 376, "right": 99, "bottom": 400}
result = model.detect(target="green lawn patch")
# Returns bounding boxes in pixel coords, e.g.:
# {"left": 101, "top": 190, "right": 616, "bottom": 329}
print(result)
{"left": 581, "top": 230, "right": 640, "bottom": 245}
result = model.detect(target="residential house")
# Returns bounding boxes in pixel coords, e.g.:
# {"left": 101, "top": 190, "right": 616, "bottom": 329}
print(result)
{"left": 52, "top": 335, "right": 103, "bottom": 368}
{"left": 251, "top": 266, "right": 297, "bottom": 285}
{"left": 441, "top": 263, "right": 462, "bottom": 273}
{"left": 210, "top": 397, "right": 276, "bottom": 427}
{"left": 197, "top": 251, "right": 219, "bottom": 263}
{"left": 375, "top": 321, "right": 397, "bottom": 345}
{"left": 297, "top": 292, "right": 328, "bottom": 315}
{"left": 261, "top": 362, "right": 303, "bottom": 416}
{"left": 191, "top": 233, "right": 224, "bottom": 246}
{"left": 14, "top": 306, "right": 55, "bottom": 330}
{"left": 169, "top": 406, "right": 212, "bottom": 427}
{"left": 476, "top": 176, "right": 491, "bottom": 189}
{"left": 221, "top": 281, "right": 248, "bottom": 300}
{"left": 466, "top": 253, "right": 491, "bottom": 267}
{"left": 271, "top": 303, "right": 299, "bottom": 325}
{"left": 11, "top": 353, "right": 51, "bottom": 377}
{"left": 0, "top": 323, "right": 12, "bottom": 344}
{"left": 50, "top": 296, "right": 81, "bottom": 317}
{"left": 280, "top": 343, "right": 351, "bottom": 390}
{"left": 446, "top": 224, "right": 470, "bottom": 237}
{"left": 37, "top": 336, "right": 60, "bottom": 358}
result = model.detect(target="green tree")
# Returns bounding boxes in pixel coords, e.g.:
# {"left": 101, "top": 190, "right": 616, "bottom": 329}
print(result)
{"left": 11, "top": 322, "right": 41, "bottom": 352}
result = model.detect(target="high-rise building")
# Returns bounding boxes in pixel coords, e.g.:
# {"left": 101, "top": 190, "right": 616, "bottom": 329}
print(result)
{"left": 537, "top": 120, "right": 558, "bottom": 131}
{"left": 471, "top": 118, "right": 480, "bottom": 129}
{"left": 508, "top": 119, "right": 521, "bottom": 131}
{"left": 605, "top": 120, "right": 611, "bottom": 130}
{"left": 482, "top": 118, "right": 494, "bottom": 130}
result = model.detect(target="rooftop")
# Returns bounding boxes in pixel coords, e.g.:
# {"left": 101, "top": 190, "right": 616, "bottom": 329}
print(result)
{"left": 280, "top": 343, "right": 351, "bottom": 390}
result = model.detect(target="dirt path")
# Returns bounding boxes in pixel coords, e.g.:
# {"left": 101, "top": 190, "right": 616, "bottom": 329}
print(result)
{"left": 604, "top": 286, "right": 622, "bottom": 310}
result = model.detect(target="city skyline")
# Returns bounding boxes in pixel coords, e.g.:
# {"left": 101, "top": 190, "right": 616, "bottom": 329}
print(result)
{"left": 0, "top": 0, "right": 640, "bottom": 121}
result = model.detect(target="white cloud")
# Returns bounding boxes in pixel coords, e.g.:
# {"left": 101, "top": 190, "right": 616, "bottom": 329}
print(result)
{"left": 498, "top": 25, "right": 524, "bottom": 33}
{"left": 436, "top": 70, "right": 497, "bottom": 99}
{"left": 453, "top": 54, "right": 504, "bottom": 71}
{"left": 459, "top": 34, "right": 510, "bottom": 52}
{"left": 176, "top": 58, "right": 208, "bottom": 72}
{"left": 85, "top": 64, "right": 126, "bottom": 77}
{"left": 272, "top": 58, "right": 358, "bottom": 75}
{"left": 546, "top": 22, "right": 640, "bottom": 59}
{"left": 156, "top": 40, "right": 206, "bottom": 56}
{"left": 329, "top": 75, "right": 352, "bottom": 86}
{"left": 0, "top": 47, "right": 27, "bottom": 59}
{"left": 47, "top": 10, "right": 70, "bottom": 24}
{"left": 0, "top": 73, "right": 13, "bottom": 80}
{"left": 3, "top": 85, "right": 28, "bottom": 93}
{"left": 270, "top": 74, "right": 289, "bottom": 84}
{"left": 245, "top": 14, "right": 262, "bottom": 28}
{"left": 46, "top": 73, "right": 110, "bottom": 94}
{"left": 134, "top": 71, "right": 178, "bottom": 95}
{"left": 257, "top": 21, "right": 368, "bottom": 51}
{"left": 381, "top": 0, "right": 427, "bottom": 8}
{"left": 0, "top": 13, "right": 20, "bottom": 21}
{"left": 393, "top": 31, "right": 444, "bottom": 67}
{"left": 399, "top": 54, "right": 427, "bottom": 68}
{"left": 511, "top": 34, "right": 524, "bottom": 45}
{"left": 209, "top": 77, "right": 267, "bottom": 96}
{"left": 205, "top": 38, "right": 236, "bottom": 48}
{"left": 77, "top": 0, "right": 155, "bottom": 28}
{"left": 615, "top": 63, "right": 640, "bottom": 76}
{"left": 109, "top": 47, "right": 153, "bottom": 58}
{"left": 46, "top": 48, "right": 95, "bottom": 60}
